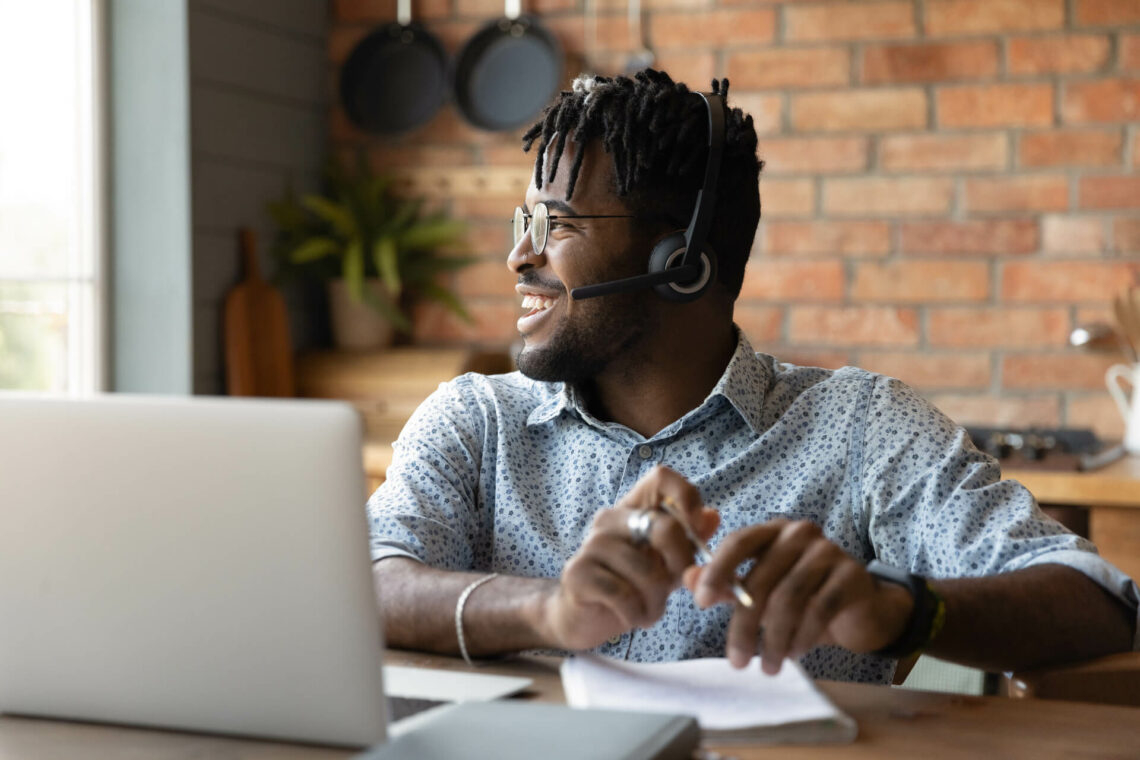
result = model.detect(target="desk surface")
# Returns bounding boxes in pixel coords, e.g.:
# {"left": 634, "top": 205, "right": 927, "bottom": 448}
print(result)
{"left": 1005, "top": 453, "right": 1140, "bottom": 509}
{"left": 2, "top": 649, "right": 1137, "bottom": 759}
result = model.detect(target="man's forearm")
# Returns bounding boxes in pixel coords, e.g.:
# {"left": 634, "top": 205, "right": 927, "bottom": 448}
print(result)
{"left": 372, "top": 557, "right": 559, "bottom": 657}
{"left": 926, "top": 564, "right": 1135, "bottom": 672}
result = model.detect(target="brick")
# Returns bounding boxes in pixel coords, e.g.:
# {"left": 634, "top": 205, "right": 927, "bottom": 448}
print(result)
{"left": 411, "top": 298, "right": 520, "bottom": 345}
{"left": 759, "top": 221, "right": 891, "bottom": 257}
{"left": 792, "top": 89, "right": 927, "bottom": 132}
{"left": 1007, "top": 35, "right": 1111, "bottom": 75}
{"left": 454, "top": 256, "right": 514, "bottom": 298}
{"left": 851, "top": 261, "right": 989, "bottom": 303}
{"left": 1042, "top": 216, "right": 1106, "bottom": 255}
{"left": 1068, "top": 395, "right": 1126, "bottom": 440}
{"left": 329, "top": 25, "right": 369, "bottom": 64}
{"left": 1062, "top": 79, "right": 1140, "bottom": 123}
{"left": 734, "top": 305, "right": 783, "bottom": 344}
{"left": 1003, "top": 355, "right": 1119, "bottom": 390}
{"left": 650, "top": 51, "right": 716, "bottom": 90}
{"left": 928, "top": 395, "right": 1060, "bottom": 429}
{"left": 1018, "top": 129, "right": 1123, "bottom": 168}
{"left": 899, "top": 219, "right": 1039, "bottom": 255}
{"left": 1075, "top": 0, "right": 1140, "bottom": 25}
{"left": 759, "top": 137, "right": 868, "bottom": 175}
{"left": 1114, "top": 217, "right": 1140, "bottom": 253}
{"left": 964, "top": 175, "right": 1069, "bottom": 213}
{"left": 649, "top": 8, "right": 776, "bottom": 48}
{"left": 334, "top": 0, "right": 452, "bottom": 22}
{"left": 789, "top": 307, "right": 920, "bottom": 347}
{"left": 857, "top": 352, "right": 991, "bottom": 390}
{"left": 727, "top": 48, "right": 850, "bottom": 90}
{"left": 729, "top": 93, "right": 783, "bottom": 136}
{"left": 1002, "top": 261, "right": 1140, "bottom": 303}
{"left": 824, "top": 177, "right": 954, "bottom": 217}
{"left": 759, "top": 178, "right": 816, "bottom": 218}
{"left": 928, "top": 308, "right": 1070, "bottom": 347}
{"left": 479, "top": 144, "right": 538, "bottom": 169}
{"left": 926, "top": 0, "right": 1064, "bottom": 36}
{"left": 862, "top": 41, "right": 998, "bottom": 84}
{"left": 1122, "top": 35, "right": 1140, "bottom": 71}
{"left": 368, "top": 144, "right": 477, "bottom": 172}
{"left": 937, "top": 84, "right": 1053, "bottom": 128}
{"left": 1080, "top": 175, "right": 1140, "bottom": 209}
{"left": 738, "top": 260, "right": 845, "bottom": 301}
{"left": 880, "top": 133, "right": 1007, "bottom": 172}
{"left": 784, "top": 1, "right": 915, "bottom": 42}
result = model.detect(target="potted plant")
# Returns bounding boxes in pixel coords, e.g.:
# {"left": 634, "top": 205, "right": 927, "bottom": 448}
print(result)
{"left": 268, "top": 156, "right": 472, "bottom": 350}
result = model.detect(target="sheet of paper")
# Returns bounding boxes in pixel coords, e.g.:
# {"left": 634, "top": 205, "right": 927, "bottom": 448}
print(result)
{"left": 560, "top": 655, "right": 845, "bottom": 731}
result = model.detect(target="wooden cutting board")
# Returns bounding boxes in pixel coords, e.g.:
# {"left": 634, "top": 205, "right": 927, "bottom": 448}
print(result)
{"left": 223, "top": 228, "right": 295, "bottom": 397}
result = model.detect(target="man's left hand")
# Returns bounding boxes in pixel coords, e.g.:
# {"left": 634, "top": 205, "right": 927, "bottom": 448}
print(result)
{"left": 682, "top": 519, "right": 916, "bottom": 673}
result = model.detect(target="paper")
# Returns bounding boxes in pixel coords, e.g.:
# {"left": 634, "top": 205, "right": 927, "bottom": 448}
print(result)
{"left": 560, "top": 655, "right": 856, "bottom": 743}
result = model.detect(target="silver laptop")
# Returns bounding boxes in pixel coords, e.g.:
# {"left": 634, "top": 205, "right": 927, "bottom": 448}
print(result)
{"left": 0, "top": 394, "right": 524, "bottom": 747}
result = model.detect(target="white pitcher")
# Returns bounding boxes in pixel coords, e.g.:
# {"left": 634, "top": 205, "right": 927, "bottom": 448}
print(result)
{"left": 1106, "top": 363, "right": 1140, "bottom": 455}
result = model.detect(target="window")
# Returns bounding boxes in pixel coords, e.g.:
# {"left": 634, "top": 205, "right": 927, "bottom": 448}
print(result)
{"left": 0, "top": 0, "right": 104, "bottom": 393}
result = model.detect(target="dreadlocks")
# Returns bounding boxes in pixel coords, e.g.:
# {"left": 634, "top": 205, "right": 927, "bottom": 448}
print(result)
{"left": 521, "top": 68, "right": 763, "bottom": 299}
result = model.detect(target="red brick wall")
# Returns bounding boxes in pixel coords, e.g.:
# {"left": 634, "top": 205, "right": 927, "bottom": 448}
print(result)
{"left": 330, "top": 0, "right": 1140, "bottom": 438}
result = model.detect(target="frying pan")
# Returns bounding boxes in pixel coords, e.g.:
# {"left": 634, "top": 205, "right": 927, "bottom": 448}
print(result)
{"left": 339, "top": 0, "right": 448, "bottom": 134}
{"left": 453, "top": 0, "right": 563, "bottom": 131}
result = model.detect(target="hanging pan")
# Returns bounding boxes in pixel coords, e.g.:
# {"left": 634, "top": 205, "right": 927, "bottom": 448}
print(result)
{"left": 339, "top": 0, "right": 448, "bottom": 135}
{"left": 453, "top": 0, "right": 563, "bottom": 132}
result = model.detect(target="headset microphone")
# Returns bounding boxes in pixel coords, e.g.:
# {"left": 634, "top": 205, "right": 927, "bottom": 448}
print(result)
{"left": 570, "top": 90, "right": 725, "bottom": 303}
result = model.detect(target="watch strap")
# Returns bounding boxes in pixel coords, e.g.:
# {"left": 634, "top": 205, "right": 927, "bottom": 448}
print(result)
{"left": 866, "top": 560, "right": 946, "bottom": 660}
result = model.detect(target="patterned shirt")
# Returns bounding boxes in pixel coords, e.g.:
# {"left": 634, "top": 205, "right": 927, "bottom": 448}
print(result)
{"left": 367, "top": 332, "right": 1140, "bottom": 683}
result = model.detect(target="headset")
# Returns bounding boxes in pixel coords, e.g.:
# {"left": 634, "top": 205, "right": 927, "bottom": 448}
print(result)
{"left": 569, "top": 91, "right": 725, "bottom": 304}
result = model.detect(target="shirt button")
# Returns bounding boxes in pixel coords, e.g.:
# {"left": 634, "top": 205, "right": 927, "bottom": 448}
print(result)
{"left": 637, "top": 444, "right": 653, "bottom": 460}
{"left": 608, "top": 635, "right": 622, "bottom": 645}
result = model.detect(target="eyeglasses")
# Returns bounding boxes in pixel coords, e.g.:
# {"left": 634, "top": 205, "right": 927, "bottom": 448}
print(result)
{"left": 512, "top": 203, "right": 636, "bottom": 256}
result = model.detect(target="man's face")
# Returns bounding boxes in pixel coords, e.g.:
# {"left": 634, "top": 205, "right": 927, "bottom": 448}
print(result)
{"left": 508, "top": 141, "right": 656, "bottom": 383}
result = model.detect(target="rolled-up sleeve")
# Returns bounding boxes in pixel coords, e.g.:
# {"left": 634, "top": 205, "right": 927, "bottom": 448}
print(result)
{"left": 859, "top": 375, "right": 1140, "bottom": 649}
{"left": 366, "top": 375, "right": 486, "bottom": 570}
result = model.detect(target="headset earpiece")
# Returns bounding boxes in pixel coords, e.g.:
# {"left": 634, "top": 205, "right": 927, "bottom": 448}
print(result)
{"left": 648, "top": 234, "right": 717, "bottom": 303}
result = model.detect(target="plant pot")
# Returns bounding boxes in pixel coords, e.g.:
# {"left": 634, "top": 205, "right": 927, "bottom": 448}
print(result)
{"left": 327, "top": 279, "right": 396, "bottom": 351}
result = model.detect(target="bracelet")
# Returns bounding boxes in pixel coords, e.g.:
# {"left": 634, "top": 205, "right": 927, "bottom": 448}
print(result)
{"left": 866, "top": 560, "right": 946, "bottom": 660}
{"left": 455, "top": 573, "right": 499, "bottom": 666}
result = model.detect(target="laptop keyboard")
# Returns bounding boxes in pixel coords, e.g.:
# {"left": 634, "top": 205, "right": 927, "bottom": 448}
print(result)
{"left": 388, "top": 695, "right": 449, "bottom": 722}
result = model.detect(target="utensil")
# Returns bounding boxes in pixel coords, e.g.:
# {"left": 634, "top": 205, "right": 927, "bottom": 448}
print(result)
{"left": 339, "top": 0, "right": 448, "bottom": 134}
{"left": 224, "top": 229, "right": 294, "bottom": 397}
{"left": 453, "top": 0, "right": 562, "bottom": 131}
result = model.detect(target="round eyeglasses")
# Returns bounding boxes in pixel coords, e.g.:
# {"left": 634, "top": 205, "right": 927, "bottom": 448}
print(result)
{"left": 512, "top": 203, "right": 637, "bottom": 256}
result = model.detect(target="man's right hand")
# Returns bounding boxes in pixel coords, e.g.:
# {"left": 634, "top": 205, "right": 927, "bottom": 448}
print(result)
{"left": 537, "top": 465, "right": 720, "bottom": 651}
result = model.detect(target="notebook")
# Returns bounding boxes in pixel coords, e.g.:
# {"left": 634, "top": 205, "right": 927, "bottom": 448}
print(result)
{"left": 0, "top": 394, "right": 528, "bottom": 747}
{"left": 561, "top": 655, "right": 858, "bottom": 744}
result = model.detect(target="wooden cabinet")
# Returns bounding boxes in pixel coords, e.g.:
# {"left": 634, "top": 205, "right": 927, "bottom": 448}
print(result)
{"left": 296, "top": 347, "right": 512, "bottom": 494}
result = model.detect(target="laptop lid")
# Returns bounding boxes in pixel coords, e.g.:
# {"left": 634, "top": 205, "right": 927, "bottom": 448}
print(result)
{"left": 0, "top": 394, "right": 388, "bottom": 747}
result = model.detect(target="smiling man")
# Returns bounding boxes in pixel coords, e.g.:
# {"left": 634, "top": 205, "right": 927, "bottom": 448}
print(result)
{"left": 367, "top": 70, "right": 1137, "bottom": 682}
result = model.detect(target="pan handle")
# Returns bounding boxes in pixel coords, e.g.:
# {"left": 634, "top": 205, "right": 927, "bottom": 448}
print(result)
{"left": 505, "top": 0, "right": 521, "bottom": 21}
{"left": 398, "top": 0, "right": 411, "bottom": 26}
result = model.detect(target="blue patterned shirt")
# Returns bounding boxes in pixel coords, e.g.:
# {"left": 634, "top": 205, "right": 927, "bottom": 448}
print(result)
{"left": 367, "top": 333, "right": 1140, "bottom": 683}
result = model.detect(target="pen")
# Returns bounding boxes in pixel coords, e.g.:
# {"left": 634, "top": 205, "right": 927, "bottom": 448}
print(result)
{"left": 659, "top": 497, "right": 754, "bottom": 609}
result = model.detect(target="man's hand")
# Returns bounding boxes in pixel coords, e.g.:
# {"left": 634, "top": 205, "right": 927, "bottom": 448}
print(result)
{"left": 683, "top": 519, "right": 915, "bottom": 673}
{"left": 540, "top": 465, "right": 720, "bottom": 651}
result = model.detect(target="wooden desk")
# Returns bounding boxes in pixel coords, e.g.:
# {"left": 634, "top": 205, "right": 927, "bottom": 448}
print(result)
{"left": 2, "top": 649, "right": 1138, "bottom": 759}
{"left": 1005, "top": 456, "right": 1140, "bottom": 581}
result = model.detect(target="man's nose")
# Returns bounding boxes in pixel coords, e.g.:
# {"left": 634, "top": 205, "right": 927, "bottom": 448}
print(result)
{"left": 506, "top": 230, "right": 540, "bottom": 273}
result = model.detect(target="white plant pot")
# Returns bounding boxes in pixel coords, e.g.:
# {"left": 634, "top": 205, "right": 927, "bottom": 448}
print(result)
{"left": 327, "top": 279, "right": 396, "bottom": 351}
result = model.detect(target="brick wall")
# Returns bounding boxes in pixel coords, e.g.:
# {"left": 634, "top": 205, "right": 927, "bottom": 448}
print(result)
{"left": 330, "top": 0, "right": 1140, "bottom": 438}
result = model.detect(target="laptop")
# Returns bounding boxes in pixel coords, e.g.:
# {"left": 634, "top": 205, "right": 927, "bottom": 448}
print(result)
{"left": 0, "top": 394, "right": 527, "bottom": 747}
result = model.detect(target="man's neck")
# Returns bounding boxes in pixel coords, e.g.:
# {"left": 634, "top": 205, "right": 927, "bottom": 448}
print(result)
{"left": 579, "top": 322, "right": 738, "bottom": 439}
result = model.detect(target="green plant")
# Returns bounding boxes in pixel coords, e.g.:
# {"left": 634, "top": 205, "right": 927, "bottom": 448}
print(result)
{"left": 268, "top": 156, "right": 472, "bottom": 333}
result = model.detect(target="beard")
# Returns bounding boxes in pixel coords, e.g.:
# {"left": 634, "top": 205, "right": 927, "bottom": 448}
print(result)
{"left": 516, "top": 251, "right": 654, "bottom": 384}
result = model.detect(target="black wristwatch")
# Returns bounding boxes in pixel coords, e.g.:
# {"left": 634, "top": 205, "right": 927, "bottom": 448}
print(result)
{"left": 865, "top": 560, "right": 946, "bottom": 659}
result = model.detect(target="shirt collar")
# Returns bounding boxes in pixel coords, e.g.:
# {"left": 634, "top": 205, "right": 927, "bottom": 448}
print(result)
{"left": 524, "top": 328, "right": 773, "bottom": 434}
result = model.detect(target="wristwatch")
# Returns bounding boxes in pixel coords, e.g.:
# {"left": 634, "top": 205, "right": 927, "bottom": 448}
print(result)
{"left": 865, "top": 560, "right": 946, "bottom": 659}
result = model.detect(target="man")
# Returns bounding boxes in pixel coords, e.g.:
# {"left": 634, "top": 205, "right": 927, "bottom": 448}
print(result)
{"left": 367, "top": 70, "right": 1137, "bottom": 682}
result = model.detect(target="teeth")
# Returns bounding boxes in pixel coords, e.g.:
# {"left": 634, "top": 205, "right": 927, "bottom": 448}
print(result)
{"left": 521, "top": 295, "right": 556, "bottom": 312}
